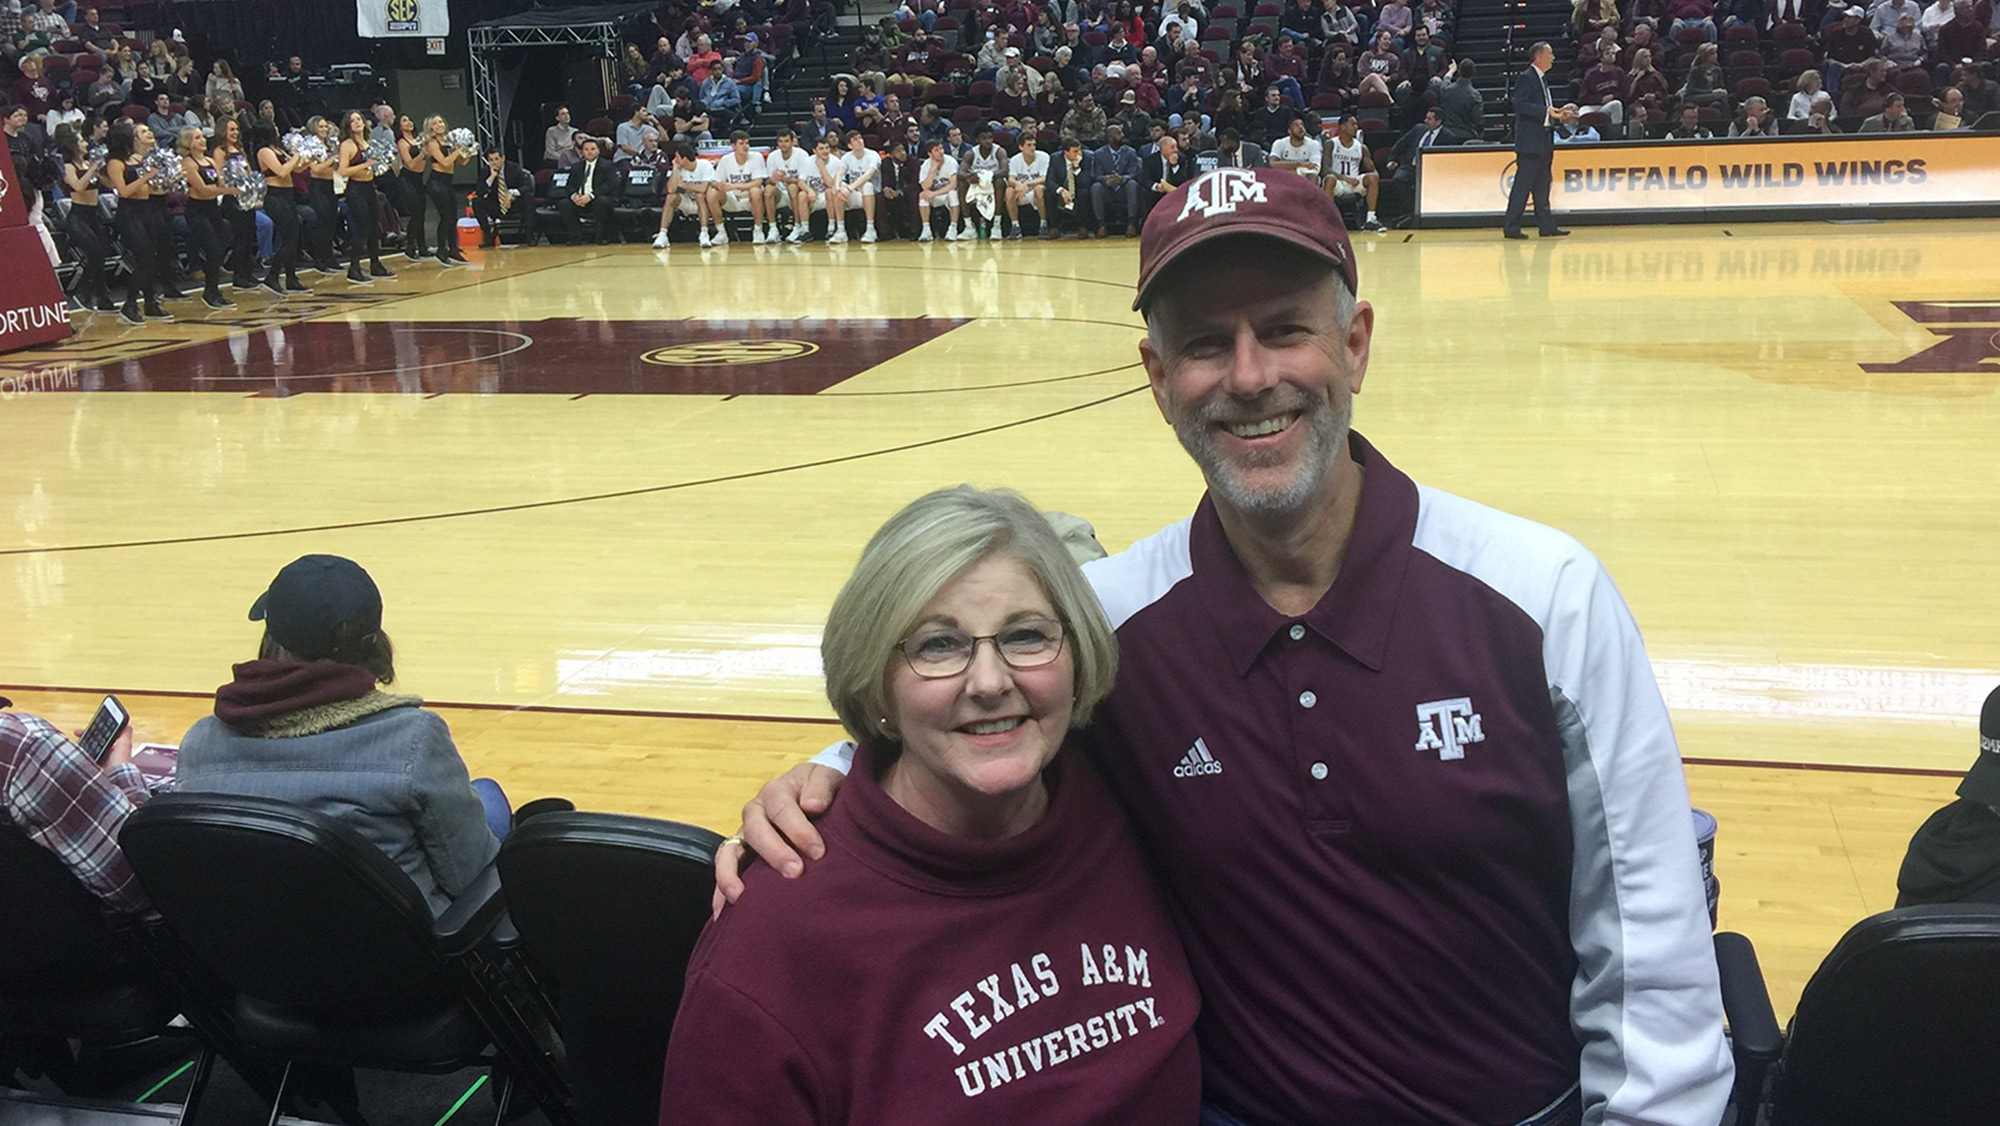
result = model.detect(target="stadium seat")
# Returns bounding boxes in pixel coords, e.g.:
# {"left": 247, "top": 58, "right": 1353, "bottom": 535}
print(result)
{"left": 1245, "top": 17, "right": 1279, "bottom": 38}
{"left": 924, "top": 81, "right": 958, "bottom": 104}
{"left": 1726, "top": 49, "right": 1764, "bottom": 72}
{"left": 1721, "top": 907, "right": 2000, "bottom": 1126}
{"left": 120, "top": 793, "right": 574, "bottom": 1126}
{"left": 612, "top": 165, "right": 663, "bottom": 241}
{"left": 585, "top": 116, "right": 615, "bottom": 139}
{"left": 1083, "top": 30, "right": 1108, "bottom": 47}
{"left": 1252, "top": 2, "right": 1281, "bottom": 16}
{"left": 609, "top": 93, "right": 635, "bottom": 114}
{"left": 1674, "top": 24, "right": 1712, "bottom": 45}
{"left": 1723, "top": 23, "right": 1759, "bottom": 47}
{"left": 1697, "top": 105, "right": 1724, "bottom": 125}
{"left": 1203, "top": 26, "right": 1234, "bottom": 43}
{"left": 1771, "top": 20, "right": 1808, "bottom": 45}
{"left": 1580, "top": 110, "right": 1613, "bottom": 131}
{"left": 1210, "top": 3, "right": 1241, "bottom": 20}
{"left": 1776, "top": 48, "right": 1816, "bottom": 80}
{"left": 968, "top": 79, "right": 999, "bottom": 105}
{"left": 122, "top": 104, "right": 148, "bottom": 123}
{"left": 1895, "top": 69, "right": 1934, "bottom": 98}
{"left": 497, "top": 813, "right": 722, "bottom": 1126}
{"left": 1735, "top": 76, "right": 1773, "bottom": 101}
{"left": 1358, "top": 87, "right": 1393, "bottom": 108}
{"left": 951, "top": 103, "right": 985, "bottom": 124}
{"left": 0, "top": 824, "right": 218, "bottom": 1116}
{"left": 1311, "top": 92, "right": 1343, "bottom": 111}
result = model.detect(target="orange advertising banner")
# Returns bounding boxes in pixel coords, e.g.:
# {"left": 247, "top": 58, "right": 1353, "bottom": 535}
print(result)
{"left": 1416, "top": 134, "right": 2000, "bottom": 223}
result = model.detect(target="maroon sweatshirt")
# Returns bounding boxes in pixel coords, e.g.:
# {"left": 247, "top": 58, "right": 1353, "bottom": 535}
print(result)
{"left": 659, "top": 742, "right": 1200, "bottom": 1125}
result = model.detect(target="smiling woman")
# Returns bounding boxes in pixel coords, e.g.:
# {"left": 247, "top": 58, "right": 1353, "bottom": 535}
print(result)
{"left": 658, "top": 485, "right": 1201, "bottom": 1125}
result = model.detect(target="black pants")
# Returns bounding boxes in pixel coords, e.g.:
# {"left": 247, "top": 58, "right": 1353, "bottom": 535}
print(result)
{"left": 186, "top": 200, "right": 228, "bottom": 296}
{"left": 66, "top": 205, "right": 109, "bottom": 301}
{"left": 346, "top": 178, "right": 381, "bottom": 269}
{"left": 145, "top": 197, "right": 179, "bottom": 296}
{"left": 224, "top": 199, "right": 257, "bottom": 283}
{"left": 113, "top": 197, "right": 157, "bottom": 307}
{"left": 306, "top": 177, "right": 338, "bottom": 265}
{"left": 1504, "top": 149, "right": 1556, "bottom": 235}
{"left": 265, "top": 188, "right": 303, "bottom": 280}
{"left": 397, "top": 170, "right": 428, "bottom": 255}
{"left": 471, "top": 194, "right": 517, "bottom": 243}
{"left": 425, "top": 171, "right": 459, "bottom": 256}
{"left": 558, "top": 194, "right": 615, "bottom": 244}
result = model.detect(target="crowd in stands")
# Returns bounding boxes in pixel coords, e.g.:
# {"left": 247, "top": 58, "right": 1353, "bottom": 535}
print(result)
{"left": 1559, "top": 0, "right": 1997, "bottom": 136}
{"left": 538, "top": 0, "right": 1490, "bottom": 239}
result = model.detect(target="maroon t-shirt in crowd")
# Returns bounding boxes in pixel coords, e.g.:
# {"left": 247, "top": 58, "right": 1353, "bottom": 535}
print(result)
{"left": 659, "top": 742, "right": 1200, "bottom": 1125}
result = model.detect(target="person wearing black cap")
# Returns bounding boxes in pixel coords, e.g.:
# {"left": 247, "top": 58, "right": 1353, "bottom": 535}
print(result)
{"left": 174, "top": 555, "right": 507, "bottom": 917}
{"left": 1896, "top": 687, "right": 2000, "bottom": 906}
{"left": 724, "top": 167, "right": 1732, "bottom": 1126}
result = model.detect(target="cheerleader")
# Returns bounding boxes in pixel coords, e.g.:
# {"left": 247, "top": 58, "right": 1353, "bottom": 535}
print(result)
{"left": 302, "top": 114, "right": 341, "bottom": 273}
{"left": 214, "top": 117, "right": 261, "bottom": 291}
{"left": 396, "top": 114, "right": 430, "bottom": 261}
{"left": 179, "top": 127, "right": 235, "bottom": 309}
{"left": 252, "top": 122, "right": 310, "bottom": 297}
{"left": 105, "top": 121, "right": 170, "bottom": 325}
{"left": 336, "top": 109, "right": 394, "bottom": 284}
{"left": 55, "top": 124, "right": 114, "bottom": 313}
{"left": 422, "top": 115, "right": 469, "bottom": 266}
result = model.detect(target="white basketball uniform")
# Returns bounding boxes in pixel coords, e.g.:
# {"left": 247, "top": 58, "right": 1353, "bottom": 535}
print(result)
{"left": 715, "top": 150, "right": 767, "bottom": 211}
{"left": 766, "top": 146, "right": 811, "bottom": 210}
{"left": 1008, "top": 149, "right": 1050, "bottom": 188}
{"left": 673, "top": 158, "right": 716, "bottom": 215}
{"left": 1325, "top": 135, "right": 1365, "bottom": 197}
{"left": 920, "top": 154, "right": 958, "bottom": 199}
{"left": 839, "top": 147, "right": 881, "bottom": 206}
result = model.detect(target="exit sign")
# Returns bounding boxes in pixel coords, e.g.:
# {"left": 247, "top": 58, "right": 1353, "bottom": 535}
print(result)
{"left": 426, "top": 37, "right": 445, "bottom": 55}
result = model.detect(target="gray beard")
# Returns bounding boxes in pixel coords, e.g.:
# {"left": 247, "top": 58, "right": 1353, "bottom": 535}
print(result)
{"left": 1169, "top": 388, "right": 1350, "bottom": 519}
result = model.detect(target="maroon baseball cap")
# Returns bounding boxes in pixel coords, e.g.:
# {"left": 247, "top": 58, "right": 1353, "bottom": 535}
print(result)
{"left": 1134, "top": 167, "right": 1358, "bottom": 312}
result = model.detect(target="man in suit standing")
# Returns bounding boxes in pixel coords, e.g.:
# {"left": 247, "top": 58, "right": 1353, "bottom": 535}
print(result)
{"left": 559, "top": 136, "right": 619, "bottom": 244}
{"left": 1503, "top": 42, "right": 1569, "bottom": 240}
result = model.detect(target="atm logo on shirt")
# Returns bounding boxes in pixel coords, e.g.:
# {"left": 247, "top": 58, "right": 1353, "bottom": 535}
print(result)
{"left": 1414, "top": 698, "right": 1485, "bottom": 761}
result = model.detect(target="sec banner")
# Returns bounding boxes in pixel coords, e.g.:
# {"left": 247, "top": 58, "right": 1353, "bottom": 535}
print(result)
{"left": 356, "top": 0, "right": 449, "bottom": 38}
{"left": 1416, "top": 134, "right": 2000, "bottom": 225}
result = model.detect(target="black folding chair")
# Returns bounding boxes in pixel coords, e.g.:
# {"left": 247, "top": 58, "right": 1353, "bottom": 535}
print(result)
{"left": 0, "top": 824, "right": 215, "bottom": 1120}
{"left": 497, "top": 812, "right": 721, "bottom": 1126}
{"left": 612, "top": 164, "right": 666, "bottom": 241}
{"left": 1718, "top": 906, "right": 2000, "bottom": 1126}
{"left": 120, "top": 793, "right": 574, "bottom": 1126}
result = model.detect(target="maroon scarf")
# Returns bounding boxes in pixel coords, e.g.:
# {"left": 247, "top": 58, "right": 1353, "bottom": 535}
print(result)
{"left": 213, "top": 659, "right": 377, "bottom": 730}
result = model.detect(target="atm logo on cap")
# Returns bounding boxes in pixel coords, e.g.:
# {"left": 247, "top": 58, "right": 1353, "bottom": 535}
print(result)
{"left": 1177, "top": 169, "right": 1267, "bottom": 221}
{"left": 1984, "top": 735, "right": 1999, "bottom": 755}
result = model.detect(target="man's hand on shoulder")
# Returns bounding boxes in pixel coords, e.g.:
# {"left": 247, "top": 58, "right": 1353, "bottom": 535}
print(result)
{"left": 711, "top": 760, "right": 848, "bottom": 916}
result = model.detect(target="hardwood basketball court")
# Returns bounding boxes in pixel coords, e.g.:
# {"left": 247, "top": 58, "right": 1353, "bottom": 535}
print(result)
{"left": 4, "top": 218, "right": 1996, "bottom": 1018}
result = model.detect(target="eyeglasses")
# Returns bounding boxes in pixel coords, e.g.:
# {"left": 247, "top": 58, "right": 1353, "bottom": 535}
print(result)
{"left": 896, "top": 617, "right": 1067, "bottom": 679}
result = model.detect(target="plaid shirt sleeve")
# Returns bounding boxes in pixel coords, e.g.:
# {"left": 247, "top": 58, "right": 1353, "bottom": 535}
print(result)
{"left": 0, "top": 714, "right": 151, "bottom": 913}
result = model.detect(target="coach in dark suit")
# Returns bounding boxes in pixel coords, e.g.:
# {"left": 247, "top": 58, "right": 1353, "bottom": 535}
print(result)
{"left": 1137, "top": 134, "right": 1196, "bottom": 222}
{"left": 1503, "top": 42, "right": 1568, "bottom": 240}
{"left": 558, "top": 136, "right": 620, "bottom": 244}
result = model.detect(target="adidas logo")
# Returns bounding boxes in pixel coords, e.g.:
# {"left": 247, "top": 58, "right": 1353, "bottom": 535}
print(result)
{"left": 1172, "top": 738, "right": 1224, "bottom": 778}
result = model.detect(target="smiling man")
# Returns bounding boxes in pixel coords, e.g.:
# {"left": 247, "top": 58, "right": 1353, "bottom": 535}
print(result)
{"left": 726, "top": 168, "right": 1731, "bottom": 1126}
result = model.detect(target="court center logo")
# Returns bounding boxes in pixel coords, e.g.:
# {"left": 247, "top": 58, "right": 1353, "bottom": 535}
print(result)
{"left": 641, "top": 339, "right": 820, "bottom": 367}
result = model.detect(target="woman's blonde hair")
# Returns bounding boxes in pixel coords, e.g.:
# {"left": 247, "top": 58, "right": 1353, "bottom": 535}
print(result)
{"left": 821, "top": 486, "right": 1118, "bottom": 749}
{"left": 176, "top": 126, "right": 204, "bottom": 156}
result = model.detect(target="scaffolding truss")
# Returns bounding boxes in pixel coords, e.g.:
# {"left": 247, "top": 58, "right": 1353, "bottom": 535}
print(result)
{"left": 466, "top": 4, "right": 655, "bottom": 150}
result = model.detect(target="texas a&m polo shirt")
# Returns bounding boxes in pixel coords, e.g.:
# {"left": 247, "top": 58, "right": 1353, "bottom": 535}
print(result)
{"left": 1076, "top": 432, "right": 1730, "bottom": 1125}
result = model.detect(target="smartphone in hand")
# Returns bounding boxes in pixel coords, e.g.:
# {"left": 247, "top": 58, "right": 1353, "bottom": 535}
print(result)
{"left": 77, "top": 695, "right": 131, "bottom": 764}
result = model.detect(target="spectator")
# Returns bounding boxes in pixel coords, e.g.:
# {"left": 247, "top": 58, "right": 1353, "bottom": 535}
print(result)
{"left": 24, "top": 0, "right": 67, "bottom": 39}
{"left": 1802, "top": 92, "right": 1841, "bottom": 131}
{"left": 1624, "top": 101, "right": 1658, "bottom": 137}
{"left": 44, "top": 89, "right": 81, "bottom": 136}
{"left": 1578, "top": 45, "right": 1630, "bottom": 124}
{"left": 1858, "top": 89, "right": 1917, "bottom": 129}
{"left": 1324, "top": 0, "right": 1361, "bottom": 42}
{"left": 73, "top": 4, "right": 110, "bottom": 54}
{"left": 145, "top": 92, "right": 182, "bottom": 140}
{"left": 1837, "top": 57, "right": 1893, "bottom": 118}
{"left": 1063, "top": 90, "right": 1109, "bottom": 146}
{"left": 1870, "top": 0, "right": 1922, "bottom": 34}
{"left": 685, "top": 34, "right": 724, "bottom": 83}
{"left": 1574, "top": 0, "right": 1621, "bottom": 35}
{"left": 1821, "top": 7, "right": 1880, "bottom": 66}
{"left": 1669, "top": 102, "right": 1714, "bottom": 136}
{"left": 176, "top": 556, "right": 510, "bottom": 918}
{"left": 1358, "top": 29, "right": 1407, "bottom": 99}
{"left": 1269, "top": 35, "right": 1310, "bottom": 105}
{"left": 1555, "top": 101, "right": 1602, "bottom": 140}
{"left": 1933, "top": 1, "right": 1986, "bottom": 64}
{"left": 852, "top": 24, "right": 891, "bottom": 92}
{"left": 1421, "top": 56, "right": 1478, "bottom": 136}
{"left": 1088, "top": 122, "right": 1141, "bottom": 235}
{"left": 1879, "top": 11, "right": 1928, "bottom": 65}
{"left": 796, "top": 98, "right": 835, "bottom": 148}
{"left": 1111, "top": 88, "right": 1151, "bottom": 137}
{"left": 1955, "top": 62, "right": 1999, "bottom": 121}
{"left": 1668, "top": 0, "right": 1719, "bottom": 40}
{"left": 544, "top": 105, "right": 578, "bottom": 167}
{"left": 1377, "top": 0, "right": 1415, "bottom": 42}
{"left": 1677, "top": 42, "right": 1729, "bottom": 112}
{"left": 1576, "top": 26, "right": 1621, "bottom": 71}
{"left": 917, "top": 102, "right": 950, "bottom": 149}
{"left": 0, "top": 703, "right": 158, "bottom": 913}
{"left": 1917, "top": 0, "right": 1956, "bottom": 40}
{"left": 1895, "top": 687, "right": 2000, "bottom": 906}
{"left": 1250, "top": 84, "right": 1297, "bottom": 146}
{"left": 1281, "top": 0, "right": 1319, "bottom": 44}
{"left": 205, "top": 59, "right": 244, "bottom": 109}
{"left": 615, "top": 102, "right": 658, "bottom": 164}
{"left": 1728, "top": 94, "right": 1777, "bottom": 134}
{"left": 700, "top": 64, "right": 744, "bottom": 133}
{"left": 1788, "top": 68, "right": 1826, "bottom": 118}
{"left": 167, "top": 56, "right": 202, "bottom": 104}
{"left": 10, "top": 55, "right": 54, "bottom": 120}
{"left": 1932, "top": 84, "right": 1967, "bottom": 127}
{"left": 889, "top": 33, "right": 956, "bottom": 96}
{"left": 1622, "top": 48, "right": 1669, "bottom": 120}
{"left": 874, "top": 135, "right": 913, "bottom": 240}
